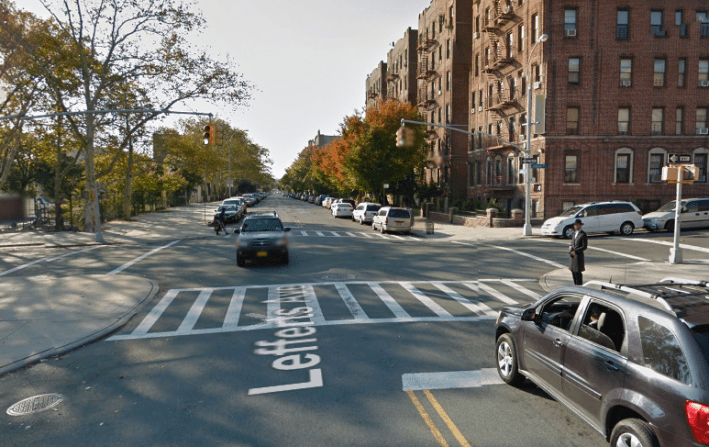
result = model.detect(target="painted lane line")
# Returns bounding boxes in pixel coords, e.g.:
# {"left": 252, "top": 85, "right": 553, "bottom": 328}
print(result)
{"left": 452, "top": 241, "right": 479, "bottom": 249}
{"left": 331, "top": 231, "right": 342, "bottom": 237}
{"left": 108, "top": 240, "right": 180, "bottom": 275}
{"left": 302, "top": 284, "right": 326, "bottom": 325}
{"left": 539, "top": 239, "right": 649, "bottom": 261}
{"left": 423, "top": 390, "right": 473, "bottom": 447}
{"left": 131, "top": 289, "right": 180, "bottom": 335}
{"left": 315, "top": 231, "right": 325, "bottom": 237}
{"left": 432, "top": 282, "right": 496, "bottom": 317}
{"left": 177, "top": 289, "right": 214, "bottom": 334}
{"left": 400, "top": 282, "right": 453, "bottom": 319}
{"left": 610, "top": 237, "right": 709, "bottom": 255}
{"left": 0, "top": 245, "right": 102, "bottom": 277}
{"left": 501, "top": 279, "right": 542, "bottom": 300}
{"left": 300, "top": 231, "right": 309, "bottom": 237}
{"left": 368, "top": 283, "right": 413, "bottom": 320}
{"left": 482, "top": 243, "right": 565, "bottom": 269}
{"left": 359, "top": 232, "right": 374, "bottom": 239}
{"left": 406, "top": 236, "right": 419, "bottom": 241}
{"left": 465, "top": 281, "right": 518, "bottom": 305}
{"left": 222, "top": 287, "right": 247, "bottom": 328}
{"left": 406, "top": 390, "right": 451, "bottom": 447}
{"left": 402, "top": 369, "right": 503, "bottom": 391}
{"left": 334, "top": 283, "right": 370, "bottom": 320}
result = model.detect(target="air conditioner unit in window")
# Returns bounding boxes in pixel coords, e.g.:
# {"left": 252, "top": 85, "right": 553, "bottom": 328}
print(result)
{"left": 566, "top": 29, "right": 577, "bottom": 37}
{"left": 473, "top": 32, "right": 480, "bottom": 39}
{"left": 533, "top": 81, "right": 541, "bottom": 89}
{"left": 519, "top": 134, "right": 526, "bottom": 141}
{"left": 620, "top": 80, "right": 631, "bottom": 87}
{"left": 504, "top": 6, "right": 512, "bottom": 14}
{"left": 700, "top": 80, "right": 709, "bottom": 87}
{"left": 699, "top": 128, "right": 709, "bottom": 135}
{"left": 478, "top": 106, "right": 483, "bottom": 112}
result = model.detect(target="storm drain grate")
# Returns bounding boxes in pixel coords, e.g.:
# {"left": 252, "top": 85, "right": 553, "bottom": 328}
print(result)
{"left": 6, "top": 394, "right": 63, "bottom": 416}
{"left": 320, "top": 274, "right": 357, "bottom": 281}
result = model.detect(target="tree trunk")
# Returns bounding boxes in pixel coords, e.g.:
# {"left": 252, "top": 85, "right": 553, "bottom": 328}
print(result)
{"left": 122, "top": 135, "right": 134, "bottom": 219}
{"left": 83, "top": 113, "right": 103, "bottom": 241}
{"left": 53, "top": 120, "right": 64, "bottom": 230}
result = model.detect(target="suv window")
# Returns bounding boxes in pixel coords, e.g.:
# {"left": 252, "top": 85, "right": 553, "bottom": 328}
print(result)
{"left": 685, "top": 201, "right": 700, "bottom": 213}
{"left": 241, "top": 218, "right": 283, "bottom": 232}
{"left": 538, "top": 295, "right": 582, "bottom": 331}
{"left": 356, "top": 205, "right": 364, "bottom": 211}
{"left": 577, "top": 302, "right": 625, "bottom": 352}
{"left": 638, "top": 316, "right": 691, "bottom": 384}
{"left": 366, "top": 205, "right": 381, "bottom": 212}
{"left": 388, "top": 209, "right": 411, "bottom": 218}
{"left": 691, "top": 325, "right": 709, "bottom": 367}
{"left": 378, "top": 210, "right": 387, "bottom": 216}
{"left": 580, "top": 205, "right": 599, "bottom": 217}
{"left": 616, "top": 203, "right": 635, "bottom": 212}
{"left": 699, "top": 200, "right": 709, "bottom": 212}
{"left": 598, "top": 204, "right": 618, "bottom": 215}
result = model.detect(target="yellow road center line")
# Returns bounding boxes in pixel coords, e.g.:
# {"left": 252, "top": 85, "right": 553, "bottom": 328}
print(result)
{"left": 406, "top": 390, "right": 450, "bottom": 447}
{"left": 423, "top": 390, "right": 473, "bottom": 447}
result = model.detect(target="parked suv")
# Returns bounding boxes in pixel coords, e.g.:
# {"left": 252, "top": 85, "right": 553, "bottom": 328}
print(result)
{"left": 643, "top": 198, "right": 709, "bottom": 232}
{"left": 234, "top": 212, "right": 290, "bottom": 267}
{"left": 352, "top": 203, "right": 381, "bottom": 224}
{"left": 372, "top": 207, "right": 414, "bottom": 234}
{"left": 494, "top": 278, "right": 709, "bottom": 447}
{"left": 542, "top": 201, "right": 643, "bottom": 238}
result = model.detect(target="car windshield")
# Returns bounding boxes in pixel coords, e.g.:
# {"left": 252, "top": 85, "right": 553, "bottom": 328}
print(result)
{"left": 241, "top": 219, "right": 283, "bottom": 232}
{"left": 559, "top": 206, "right": 583, "bottom": 217}
{"left": 692, "top": 325, "right": 709, "bottom": 366}
{"left": 657, "top": 201, "right": 685, "bottom": 212}
{"left": 223, "top": 200, "right": 241, "bottom": 206}
{"left": 389, "top": 209, "right": 411, "bottom": 218}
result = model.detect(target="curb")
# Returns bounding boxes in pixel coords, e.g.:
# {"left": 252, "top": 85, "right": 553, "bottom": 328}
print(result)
{"left": 0, "top": 278, "right": 159, "bottom": 377}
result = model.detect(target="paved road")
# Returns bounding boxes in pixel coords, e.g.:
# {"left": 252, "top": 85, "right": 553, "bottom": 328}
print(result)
{"left": 1, "top": 196, "right": 708, "bottom": 446}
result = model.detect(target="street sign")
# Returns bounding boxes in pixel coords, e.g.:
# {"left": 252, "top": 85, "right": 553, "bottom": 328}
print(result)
{"left": 521, "top": 158, "right": 536, "bottom": 163}
{"left": 531, "top": 163, "right": 547, "bottom": 169}
{"left": 383, "top": 184, "right": 389, "bottom": 189}
{"left": 668, "top": 153, "right": 692, "bottom": 164}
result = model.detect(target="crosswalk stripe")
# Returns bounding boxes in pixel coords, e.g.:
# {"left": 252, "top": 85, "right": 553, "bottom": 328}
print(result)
{"left": 501, "top": 280, "right": 542, "bottom": 300}
{"left": 400, "top": 282, "right": 453, "bottom": 319}
{"left": 300, "top": 231, "right": 309, "bottom": 236}
{"left": 468, "top": 281, "right": 518, "bottom": 305}
{"left": 316, "top": 231, "right": 325, "bottom": 237}
{"left": 331, "top": 231, "right": 342, "bottom": 237}
{"left": 432, "top": 282, "right": 496, "bottom": 317}
{"left": 345, "top": 232, "right": 357, "bottom": 238}
{"left": 334, "top": 283, "right": 370, "bottom": 320}
{"left": 177, "top": 289, "right": 214, "bottom": 334}
{"left": 368, "top": 283, "right": 413, "bottom": 320}
{"left": 390, "top": 235, "right": 406, "bottom": 240}
{"left": 222, "top": 287, "right": 246, "bottom": 328}
{"left": 359, "top": 233, "right": 374, "bottom": 239}
{"left": 375, "top": 233, "right": 389, "bottom": 239}
{"left": 132, "top": 289, "right": 179, "bottom": 335}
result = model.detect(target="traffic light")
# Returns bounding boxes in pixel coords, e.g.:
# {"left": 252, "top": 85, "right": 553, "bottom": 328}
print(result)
{"left": 203, "top": 125, "right": 211, "bottom": 145}
{"left": 396, "top": 126, "right": 415, "bottom": 147}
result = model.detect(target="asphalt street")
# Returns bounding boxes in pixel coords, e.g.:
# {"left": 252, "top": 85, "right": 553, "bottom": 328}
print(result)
{"left": 1, "top": 196, "right": 709, "bottom": 447}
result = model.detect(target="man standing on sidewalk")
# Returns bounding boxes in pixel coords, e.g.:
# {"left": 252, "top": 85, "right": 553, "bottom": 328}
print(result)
{"left": 569, "top": 218, "right": 587, "bottom": 285}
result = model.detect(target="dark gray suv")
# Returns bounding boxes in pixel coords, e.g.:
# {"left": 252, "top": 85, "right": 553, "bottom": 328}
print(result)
{"left": 494, "top": 278, "right": 709, "bottom": 447}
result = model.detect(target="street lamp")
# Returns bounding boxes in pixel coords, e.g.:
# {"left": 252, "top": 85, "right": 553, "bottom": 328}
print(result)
{"left": 523, "top": 33, "right": 549, "bottom": 236}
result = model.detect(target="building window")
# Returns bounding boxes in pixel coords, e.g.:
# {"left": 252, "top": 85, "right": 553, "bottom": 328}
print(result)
{"left": 507, "top": 156, "right": 517, "bottom": 185}
{"left": 620, "top": 58, "right": 632, "bottom": 86}
{"left": 651, "top": 10, "right": 666, "bottom": 36}
{"left": 676, "top": 10, "right": 688, "bottom": 36}
{"left": 506, "top": 33, "right": 514, "bottom": 58}
{"left": 446, "top": 104, "right": 451, "bottom": 123}
{"left": 651, "top": 108, "right": 664, "bottom": 135}
{"left": 615, "top": 149, "right": 633, "bottom": 184}
{"left": 699, "top": 11, "right": 709, "bottom": 37}
{"left": 678, "top": 59, "right": 686, "bottom": 87}
{"left": 568, "top": 58, "right": 580, "bottom": 84}
{"left": 699, "top": 60, "right": 709, "bottom": 87}
{"left": 438, "top": 108, "right": 442, "bottom": 124}
{"left": 654, "top": 59, "right": 666, "bottom": 87}
{"left": 518, "top": 24, "right": 525, "bottom": 53}
{"left": 446, "top": 71, "right": 451, "bottom": 90}
{"left": 693, "top": 149, "right": 708, "bottom": 182}
{"left": 495, "top": 156, "right": 503, "bottom": 185}
{"left": 446, "top": 39, "right": 451, "bottom": 59}
{"left": 474, "top": 54, "right": 479, "bottom": 77}
{"left": 531, "top": 14, "right": 538, "bottom": 44}
{"left": 438, "top": 46, "right": 442, "bottom": 62}
{"left": 533, "top": 64, "right": 541, "bottom": 83}
{"left": 648, "top": 149, "right": 666, "bottom": 183}
{"left": 471, "top": 92, "right": 476, "bottom": 113}
{"left": 509, "top": 77, "right": 517, "bottom": 100}
{"left": 475, "top": 16, "right": 480, "bottom": 34}
{"left": 566, "top": 107, "right": 579, "bottom": 135}
{"left": 618, "top": 107, "right": 631, "bottom": 134}
{"left": 674, "top": 107, "right": 684, "bottom": 135}
{"left": 564, "top": 152, "right": 579, "bottom": 183}
{"left": 520, "top": 113, "right": 527, "bottom": 137}
{"left": 565, "top": 9, "right": 577, "bottom": 36}
{"left": 697, "top": 108, "right": 708, "bottom": 134}
{"left": 617, "top": 9, "right": 629, "bottom": 39}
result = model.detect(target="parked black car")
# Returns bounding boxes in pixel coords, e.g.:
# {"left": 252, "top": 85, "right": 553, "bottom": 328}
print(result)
{"left": 494, "top": 278, "right": 709, "bottom": 447}
{"left": 234, "top": 212, "right": 290, "bottom": 267}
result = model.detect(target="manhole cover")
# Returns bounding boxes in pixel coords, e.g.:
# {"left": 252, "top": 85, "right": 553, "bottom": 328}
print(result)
{"left": 6, "top": 394, "right": 63, "bottom": 416}
{"left": 320, "top": 274, "right": 357, "bottom": 281}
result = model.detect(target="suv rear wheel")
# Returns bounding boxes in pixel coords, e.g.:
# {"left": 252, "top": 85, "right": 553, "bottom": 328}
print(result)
{"left": 610, "top": 419, "right": 659, "bottom": 447}
{"left": 620, "top": 221, "right": 634, "bottom": 236}
{"left": 496, "top": 334, "right": 525, "bottom": 386}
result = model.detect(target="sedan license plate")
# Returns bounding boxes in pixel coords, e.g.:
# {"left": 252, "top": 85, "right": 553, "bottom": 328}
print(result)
{"left": 395, "top": 220, "right": 404, "bottom": 225}
{"left": 257, "top": 251, "right": 268, "bottom": 258}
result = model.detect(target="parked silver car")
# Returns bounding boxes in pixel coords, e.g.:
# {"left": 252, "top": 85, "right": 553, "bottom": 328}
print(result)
{"left": 372, "top": 207, "right": 414, "bottom": 234}
{"left": 643, "top": 198, "right": 709, "bottom": 232}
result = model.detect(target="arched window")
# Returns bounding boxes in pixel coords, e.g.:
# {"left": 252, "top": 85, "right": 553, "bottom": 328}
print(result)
{"left": 507, "top": 155, "right": 517, "bottom": 185}
{"left": 693, "top": 147, "right": 709, "bottom": 182}
{"left": 614, "top": 147, "right": 634, "bottom": 184}
{"left": 495, "top": 155, "right": 503, "bottom": 184}
{"left": 647, "top": 147, "right": 667, "bottom": 183}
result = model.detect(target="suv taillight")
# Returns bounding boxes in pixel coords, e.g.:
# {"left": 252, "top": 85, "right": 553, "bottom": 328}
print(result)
{"left": 686, "top": 401, "right": 709, "bottom": 443}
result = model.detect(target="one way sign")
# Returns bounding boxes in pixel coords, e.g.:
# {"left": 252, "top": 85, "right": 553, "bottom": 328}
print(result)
{"left": 668, "top": 153, "right": 692, "bottom": 164}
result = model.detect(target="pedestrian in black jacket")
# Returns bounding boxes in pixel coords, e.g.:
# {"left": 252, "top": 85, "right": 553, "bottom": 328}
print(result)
{"left": 569, "top": 218, "right": 588, "bottom": 285}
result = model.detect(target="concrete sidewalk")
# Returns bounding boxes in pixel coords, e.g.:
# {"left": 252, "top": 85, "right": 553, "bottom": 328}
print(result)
{"left": 540, "top": 261, "right": 709, "bottom": 293}
{"left": 0, "top": 274, "right": 157, "bottom": 376}
{"left": 411, "top": 219, "right": 545, "bottom": 242}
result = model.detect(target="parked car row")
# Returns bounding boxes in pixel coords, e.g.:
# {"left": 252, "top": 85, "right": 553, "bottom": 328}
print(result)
{"left": 212, "top": 193, "right": 268, "bottom": 224}
{"left": 542, "top": 198, "right": 709, "bottom": 238}
{"left": 287, "top": 193, "right": 415, "bottom": 234}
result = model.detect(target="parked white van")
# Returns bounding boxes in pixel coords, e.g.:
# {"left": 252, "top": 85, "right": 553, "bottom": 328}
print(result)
{"left": 643, "top": 198, "right": 709, "bottom": 232}
{"left": 542, "top": 201, "right": 643, "bottom": 238}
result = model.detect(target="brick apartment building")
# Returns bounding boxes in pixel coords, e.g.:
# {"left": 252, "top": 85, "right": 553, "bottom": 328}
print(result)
{"left": 467, "top": 0, "right": 709, "bottom": 218}
{"left": 365, "top": 61, "right": 387, "bottom": 110}
{"left": 386, "top": 28, "right": 418, "bottom": 105}
{"left": 417, "top": 0, "right": 472, "bottom": 199}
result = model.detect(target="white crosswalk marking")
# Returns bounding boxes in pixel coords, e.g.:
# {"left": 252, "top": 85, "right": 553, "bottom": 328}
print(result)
{"left": 331, "top": 231, "right": 342, "bottom": 237}
{"left": 345, "top": 232, "right": 357, "bottom": 237}
{"left": 374, "top": 233, "right": 389, "bottom": 239}
{"left": 300, "top": 230, "right": 309, "bottom": 236}
{"left": 390, "top": 235, "right": 406, "bottom": 240}
{"left": 315, "top": 231, "right": 325, "bottom": 237}
{"left": 107, "top": 279, "right": 542, "bottom": 341}
{"left": 359, "top": 233, "right": 374, "bottom": 239}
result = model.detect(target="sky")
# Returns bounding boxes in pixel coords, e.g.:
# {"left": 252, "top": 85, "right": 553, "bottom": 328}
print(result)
{"left": 20, "top": 0, "right": 434, "bottom": 179}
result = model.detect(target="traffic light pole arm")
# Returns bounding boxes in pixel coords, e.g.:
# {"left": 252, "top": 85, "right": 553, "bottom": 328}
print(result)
{"left": 0, "top": 109, "right": 214, "bottom": 122}
{"left": 399, "top": 119, "right": 525, "bottom": 153}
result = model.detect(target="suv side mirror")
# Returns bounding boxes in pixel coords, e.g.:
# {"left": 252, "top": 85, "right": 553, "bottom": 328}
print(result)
{"left": 521, "top": 309, "right": 535, "bottom": 321}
